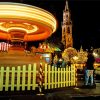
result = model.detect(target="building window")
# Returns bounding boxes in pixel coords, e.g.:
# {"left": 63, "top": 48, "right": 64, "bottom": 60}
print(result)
{"left": 68, "top": 38, "right": 71, "bottom": 42}
{"left": 66, "top": 15, "right": 68, "bottom": 21}
{"left": 63, "top": 28, "right": 65, "bottom": 33}
{"left": 67, "top": 27, "right": 70, "bottom": 33}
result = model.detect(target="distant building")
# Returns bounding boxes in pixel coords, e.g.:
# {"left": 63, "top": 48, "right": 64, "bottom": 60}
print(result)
{"left": 62, "top": 0, "right": 73, "bottom": 49}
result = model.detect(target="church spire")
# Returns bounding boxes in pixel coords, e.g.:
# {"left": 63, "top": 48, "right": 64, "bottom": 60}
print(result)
{"left": 80, "top": 45, "right": 83, "bottom": 52}
{"left": 62, "top": 0, "right": 73, "bottom": 49}
{"left": 65, "top": 0, "right": 69, "bottom": 11}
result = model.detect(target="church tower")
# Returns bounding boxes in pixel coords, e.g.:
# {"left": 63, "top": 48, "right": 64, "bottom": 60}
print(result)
{"left": 62, "top": 0, "right": 73, "bottom": 49}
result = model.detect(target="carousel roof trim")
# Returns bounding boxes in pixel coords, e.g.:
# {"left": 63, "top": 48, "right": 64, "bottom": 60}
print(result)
{"left": 0, "top": 2, "right": 57, "bottom": 41}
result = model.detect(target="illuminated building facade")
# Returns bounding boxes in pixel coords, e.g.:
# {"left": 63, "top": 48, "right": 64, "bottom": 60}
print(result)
{"left": 62, "top": 0, "right": 73, "bottom": 49}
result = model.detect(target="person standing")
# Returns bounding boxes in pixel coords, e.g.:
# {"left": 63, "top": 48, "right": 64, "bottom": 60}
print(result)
{"left": 85, "top": 50, "right": 95, "bottom": 86}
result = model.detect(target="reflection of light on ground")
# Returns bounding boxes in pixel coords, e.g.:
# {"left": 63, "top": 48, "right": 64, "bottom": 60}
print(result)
{"left": 74, "top": 87, "right": 79, "bottom": 90}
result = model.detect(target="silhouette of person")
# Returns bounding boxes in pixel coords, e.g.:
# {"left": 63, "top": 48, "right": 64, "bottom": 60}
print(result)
{"left": 85, "top": 50, "right": 95, "bottom": 86}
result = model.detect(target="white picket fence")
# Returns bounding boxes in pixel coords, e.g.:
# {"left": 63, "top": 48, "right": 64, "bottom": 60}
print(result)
{"left": 0, "top": 63, "right": 76, "bottom": 91}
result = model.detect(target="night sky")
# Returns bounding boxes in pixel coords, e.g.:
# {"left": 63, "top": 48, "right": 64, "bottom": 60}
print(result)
{"left": 0, "top": 0, "right": 100, "bottom": 50}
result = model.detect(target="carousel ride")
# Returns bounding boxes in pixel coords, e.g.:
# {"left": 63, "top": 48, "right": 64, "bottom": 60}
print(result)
{"left": 0, "top": 2, "right": 57, "bottom": 41}
{"left": 0, "top": 2, "right": 57, "bottom": 51}
{"left": 0, "top": 2, "right": 57, "bottom": 65}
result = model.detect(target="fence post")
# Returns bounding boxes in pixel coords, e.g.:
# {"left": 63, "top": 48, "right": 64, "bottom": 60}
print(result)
{"left": 11, "top": 67, "right": 15, "bottom": 91}
{"left": 27, "top": 64, "right": 31, "bottom": 90}
{"left": 44, "top": 64, "right": 48, "bottom": 89}
{"left": 32, "top": 63, "right": 36, "bottom": 90}
{"left": 37, "top": 63, "right": 44, "bottom": 95}
{"left": 22, "top": 65, "right": 26, "bottom": 91}
{"left": 0, "top": 67, "right": 4, "bottom": 91}
{"left": 75, "top": 64, "right": 78, "bottom": 87}
{"left": 17, "top": 66, "right": 21, "bottom": 91}
{"left": 5, "top": 67, "right": 10, "bottom": 91}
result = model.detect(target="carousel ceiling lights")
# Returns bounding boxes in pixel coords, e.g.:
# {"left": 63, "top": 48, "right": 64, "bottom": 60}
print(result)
{"left": 0, "top": 2, "right": 57, "bottom": 41}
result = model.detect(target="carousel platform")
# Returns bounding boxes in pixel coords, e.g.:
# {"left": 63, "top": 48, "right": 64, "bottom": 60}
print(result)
{"left": 0, "top": 46, "right": 45, "bottom": 67}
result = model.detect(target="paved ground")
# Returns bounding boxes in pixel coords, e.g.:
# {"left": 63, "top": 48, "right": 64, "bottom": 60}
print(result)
{"left": 0, "top": 83, "right": 100, "bottom": 100}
